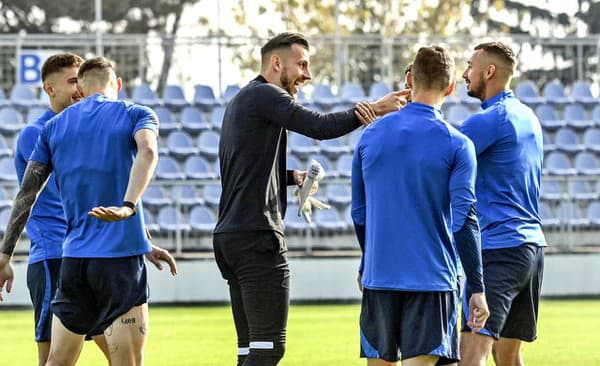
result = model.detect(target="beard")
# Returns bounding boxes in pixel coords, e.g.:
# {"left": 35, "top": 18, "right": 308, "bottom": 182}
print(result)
{"left": 280, "top": 67, "right": 297, "bottom": 97}
{"left": 466, "top": 73, "right": 485, "bottom": 100}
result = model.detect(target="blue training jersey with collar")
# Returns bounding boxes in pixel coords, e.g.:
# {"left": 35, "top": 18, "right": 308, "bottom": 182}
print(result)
{"left": 14, "top": 108, "right": 67, "bottom": 264}
{"left": 459, "top": 90, "right": 546, "bottom": 250}
{"left": 30, "top": 93, "right": 157, "bottom": 258}
{"left": 351, "top": 102, "right": 477, "bottom": 291}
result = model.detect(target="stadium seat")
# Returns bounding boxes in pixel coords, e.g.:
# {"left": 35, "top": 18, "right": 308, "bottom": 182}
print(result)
{"left": 287, "top": 155, "right": 303, "bottom": 171}
{"left": 132, "top": 83, "right": 161, "bottom": 107}
{"left": 117, "top": 87, "right": 129, "bottom": 101}
{"left": 210, "top": 106, "right": 226, "bottom": 130}
{"left": 0, "top": 188, "right": 12, "bottom": 210}
{"left": 171, "top": 184, "right": 205, "bottom": 209}
{"left": 340, "top": 82, "right": 366, "bottom": 104}
{"left": 0, "top": 135, "right": 11, "bottom": 157}
{"left": 197, "top": 131, "right": 220, "bottom": 160}
{"left": 569, "top": 180, "right": 597, "bottom": 201}
{"left": 308, "top": 154, "right": 337, "bottom": 178}
{"left": 543, "top": 152, "right": 576, "bottom": 175}
{"left": 535, "top": 104, "right": 565, "bottom": 130}
{"left": 143, "top": 210, "right": 160, "bottom": 236}
{"left": 0, "top": 107, "right": 25, "bottom": 134}
{"left": 564, "top": 104, "right": 594, "bottom": 130}
{"left": 592, "top": 105, "right": 600, "bottom": 127}
{"left": 154, "top": 106, "right": 180, "bottom": 135}
{"left": 184, "top": 156, "right": 217, "bottom": 180}
{"left": 0, "top": 89, "right": 9, "bottom": 107}
{"left": 446, "top": 104, "right": 471, "bottom": 126}
{"left": 348, "top": 127, "right": 365, "bottom": 151}
{"left": 189, "top": 206, "right": 217, "bottom": 234}
{"left": 180, "top": 106, "right": 211, "bottom": 133}
{"left": 457, "top": 83, "right": 480, "bottom": 106}
{"left": 540, "top": 180, "right": 563, "bottom": 202}
{"left": 538, "top": 202, "right": 560, "bottom": 229}
{"left": 574, "top": 152, "right": 600, "bottom": 175}
{"left": 284, "top": 204, "right": 313, "bottom": 234}
{"left": 155, "top": 156, "right": 186, "bottom": 180}
{"left": 0, "top": 157, "right": 18, "bottom": 181}
{"left": 583, "top": 128, "right": 600, "bottom": 152}
{"left": 554, "top": 128, "right": 584, "bottom": 154}
{"left": 561, "top": 203, "right": 590, "bottom": 229}
{"left": 193, "top": 84, "right": 221, "bottom": 110}
{"left": 38, "top": 91, "right": 50, "bottom": 107}
{"left": 587, "top": 201, "right": 600, "bottom": 227}
{"left": 515, "top": 80, "right": 545, "bottom": 106}
{"left": 167, "top": 131, "right": 198, "bottom": 158}
{"left": 311, "top": 83, "right": 340, "bottom": 109}
{"left": 337, "top": 153, "right": 353, "bottom": 178}
{"left": 157, "top": 206, "right": 190, "bottom": 234}
{"left": 571, "top": 81, "right": 598, "bottom": 106}
{"left": 203, "top": 183, "right": 222, "bottom": 207}
{"left": 368, "top": 82, "right": 391, "bottom": 101}
{"left": 222, "top": 85, "right": 241, "bottom": 104}
{"left": 296, "top": 88, "right": 310, "bottom": 105}
{"left": 542, "top": 130, "right": 555, "bottom": 152}
{"left": 344, "top": 205, "right": 354, "bottom": 228}
{"left": 313, "top": 209, "right": 347, "bottom": 233}
{"left": 142, "top": 185, "right": 172, "bottom": 209}
{"left": 289, "top": 132, "right": 320, "bottom": 158}
{"left": 9, "top": 84, "right": 41, "bottom": 109}
{"left": 320, "top": 136, "right": 350, "bottom": 158}
{"left": 326, "top": 183, "right": 351, "bottom": 206}
{"left": 542, "top": 80, "right": 571, "bottom": 105}
{"left": 26, "top": 107, "right": 46, "bottom": 123}
{"left": 162, "top": 84, "right": 190, "bottom": 110}
{"left": 0, "top": 208, "right": 10, "bottom": 234}
{"left": 213, "top": 159, "right": 221, "bottom": 179}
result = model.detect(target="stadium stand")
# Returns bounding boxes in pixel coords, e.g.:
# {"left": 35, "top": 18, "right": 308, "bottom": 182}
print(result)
{"left": 339, "top": 82, "right": 366, "bottom": 104}
{"left": 162, "top": 84, "right": 190, "bottom": 110}
{"left": 311, "top": 83, "right": 340, "bottom": 109}
{"left": 132, "top": 83, "right": 161, "bottom": 107}
{"left": 181, "top": 106, "right": 211, "bottom": 133}
{"left": 515, "top": 80, "right": 545, "bottom": 106}
{"left": 184, "top": 155, "right": 216, "bottom": 180}
{"left": 543, "top": 80, "right": 571, "bottom": 105}
{"left": 0, "top": 107, "right": 25, "bottom": 134}
{"left": 193, "top": 84, "right": 221, "bottom": 110}
{"left": 9, "top": 84, "right": 41, "bottom": 109}
{"left": 221, "top": 85, "right": 241, "bottom": 104}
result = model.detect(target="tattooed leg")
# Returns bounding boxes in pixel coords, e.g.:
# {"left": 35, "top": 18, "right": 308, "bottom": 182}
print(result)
{"left": 104, "top": 303, "right": 149, "bottom": 366}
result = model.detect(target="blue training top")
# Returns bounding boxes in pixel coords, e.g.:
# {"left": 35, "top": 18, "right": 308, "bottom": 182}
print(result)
{"left": 14, "top": 108, "right": 67, "bottom": 264}
{"left": 459, "top": 90, "right": 546, "bottom": 250}
{"left": 352, "top": 102, "right": 477, "bottom": 292}
{"left": 30, "top": 93, "right": 157, "bottom": 258}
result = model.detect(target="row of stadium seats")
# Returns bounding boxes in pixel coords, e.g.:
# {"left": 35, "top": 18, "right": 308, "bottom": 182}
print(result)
{"left": 540, "top": 201, "right": 600, "bottom": 230}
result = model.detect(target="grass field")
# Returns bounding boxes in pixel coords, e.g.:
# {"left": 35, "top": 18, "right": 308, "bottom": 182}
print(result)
{"left": 1, "top": 300, "right": 599, "bottom": 365}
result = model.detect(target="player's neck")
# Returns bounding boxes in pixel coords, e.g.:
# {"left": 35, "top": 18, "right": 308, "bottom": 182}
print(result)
{"left": 83, "top": 86, "right": 117, "bottom": 99}
{"left": 483, "top": 81, "right": 510, "bottom": 101}
{"left": 412, "top": 90, "right": 444, "bottom": 110}
{"left": 260, "top": 71, "right": 283, "bottom": 90}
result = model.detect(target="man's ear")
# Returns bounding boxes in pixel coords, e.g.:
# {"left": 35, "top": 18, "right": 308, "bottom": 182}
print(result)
{"left": 485, "top": 64, "right": 496, "bottom": 81}
{"left": 43, "top": 82, "right": 54, "bottom": 98}
{"left": 271, "top": 54, "right": 282, "bottom": 72}
{"left": 445, "top": 80, "right": 456, "bottom": 97}
{"left": 116, "top": 77, "right": 123, "bottom": 92}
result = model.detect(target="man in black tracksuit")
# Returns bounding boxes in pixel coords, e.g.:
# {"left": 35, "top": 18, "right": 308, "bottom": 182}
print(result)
{"left": 213, "top": 32, "right": 406, "bottom": 366}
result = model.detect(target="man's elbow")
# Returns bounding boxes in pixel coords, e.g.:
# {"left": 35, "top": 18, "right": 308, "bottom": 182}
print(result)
{"left": 137, "top": 144, "right": 158, "bottom": 163}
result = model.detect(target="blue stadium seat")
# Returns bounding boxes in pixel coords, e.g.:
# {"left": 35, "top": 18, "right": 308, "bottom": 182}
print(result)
{"left": 311, "top": 84, "right": 340, "bottom": 109}
{"left": 340, "top": 82, "right": 366, "bottom": 104}
{"left": 344, "top": 205, "right": 354, "bottom": 228}
{"left": 542, "top": 130, "right": 555, "bottom": 152}
{"left": 348, "top": 127, "right": 365, "bottom": 151}
{"left": 592, "top": 105, "right": 600, "bottom": 127}
{"left": 117, "top": 87, "right": 129, "bottom": 101}
{"left": 554, "top": 128, "right": 584, "bottom": 153}
{"left": 184, "top": 156, "right": 216, "bottom": 180}
{"left": 561, "top": 203, "right": 589, "bottom": 229}
{"left": 171, "top": 184, "right": 204, "bottom": 209}
{"left": 213, "top": 159, "right": 220, "bottom": 179}
{"left": 543, "top": 152, "right": 576, "bottom": 175}
{"left": 535, "top": 104, "right": 565, "bottom": 130}
{"left": 320, "top": 137, "right": 350, "bottom": 158}
{"left": 26, "top": 107, "right": 46, "bottom": 123}
{"left": 587, "top": 201, "right": 600, "bottom": 227}
{"left": 571, "top": 81, "right": 598, "bottom": 106}
{"left": 538, "top": 202, "right": 560, "bottom": 229}
{"left": 167, "top": 131, "right": 198, "bottom": 158}
{"left": 564, "top": 104, "right": 594, "bottom": 130}
{"left": 132, "top": 83, "right": 161, "bottom": 107}
{"left": 286, "top": 155, "right": 303, "bottom": 171}
{"left": 143, "top": 209, "right": 160, "bottom": 236}
{"left": 157, "top": 206, "right": 189, "bottom": 234}
{"left": 162, "top": 85, "right": 190, "bottom": 110}
{"left": 289, "top": 132, "right": 319, "bottom": 158}
{"left": 210, "top": 106, "right": 226, "bottom": 130}
{"left": 457, "top": 83, "right": 480, "bottom": 106}
{"left": 583, "top": 128, "right": 600, "bottom": 152}
{"left": 326, "top": 183, "right": 351, "bottom": 206}
{"left": 313, "top": 209, "right": 347, "bottom": 233}
{"left": 0, "top": 89, "right": 9, "bottom": 107}
{"left": 0, "top": 157, "right": 18, "bottom": 181}
{"left": 38, "top": 91, "right": 50, "bottom": 107}
{"left": 0, "top": 208, "right": 10, "bottom": 234}
{"left": 203, "top": 184, "right": 222, "bottom": 207}
{"left": 0, "top": 135, "right": 11, "bottom": 157}
{"left": 296, "top": 88, "right": 310, "bottom": 105}
{"left": 189, "top": 206, "right": 216, "bottom": 234}
{"left": 284, "top": 204, "right": 313, "bottom": 234}
{"left": 9, "top": 84, "right": 41, "bottom": 109}
{"left": 154, "top": 106, "right": 180, "bottom": 135}
{"left": 368, "top": 82, "right": 391, "bottom": 101}
{"left": 569, "top": 180, "right": 597, "bottom": 201}
{"left": 222, "top": 85, "right": 241, "bottom": 104}
{"left": 308, "top": 154, "right": 337, "bottom": 178}
{"left": 180, "top": 106, "right": 211, "bottom": 133}
{"left": 574, "top": 152, "right": 600, "bottom": 175}
{"left": 515, "top": 80, "right": 545, "bottom": 106}
{"left": 337, "top": 153, "right": 353, "bottom": 178}
{"left": 193, "top": 84, "right": 221, "bottom": 110}
{"left": 540, "top": 180, "right": 562, "bottom": 202}
{"left": 0, "top": 107, "right": 25, "bottom": 134}
{"left": 446, "top": 104, "right": 471, "bottom": 127}
{"left": 0, "top": 188, "right": 12, "bottom": 210}
{"left": 155, "top": 156, "right": 186, "bottom": 180}
{"left": 542, "top": 80, "right": 571, "bottom": 105}
{"left": 142, "top": 185, "right": 172, "bottom": 209}
{"left": 197, "top": 131, "right": 220, "bottom": 160}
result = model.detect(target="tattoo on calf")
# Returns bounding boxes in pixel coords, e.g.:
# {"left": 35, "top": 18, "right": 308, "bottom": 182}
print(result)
{"left": 106, "top": 324, "right": 114, "bottom": 336}
{"left": 109, "top": 344, "right": 119, "bottom": 354}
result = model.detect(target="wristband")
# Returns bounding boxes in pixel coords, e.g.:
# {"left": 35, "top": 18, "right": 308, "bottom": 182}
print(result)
{"left": 123, "top": 201, "right": 137, "bottom": 216}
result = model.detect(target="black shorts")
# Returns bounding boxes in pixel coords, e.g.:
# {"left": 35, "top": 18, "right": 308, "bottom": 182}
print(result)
{"left": 360, "top": 289, "right": 459, "bottom": 364}
{"left": 51, "top": 255, "right": 148, "bottom": 335}
{"left": 462, "top": 243, "right": 544, "bottom": 341}
{"left": 27, "top": 258, "right": 62, "bottom": 342}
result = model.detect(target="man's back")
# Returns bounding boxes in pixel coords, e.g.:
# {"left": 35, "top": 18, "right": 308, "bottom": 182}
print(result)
{"left": 30, "top": 94, "right": 157, "bottom": 258}
{"left": 460, "top": 90, "right": 546, "bottom": 250}
{"left": 352, "top": 102, "right": 476, "bottom": 292}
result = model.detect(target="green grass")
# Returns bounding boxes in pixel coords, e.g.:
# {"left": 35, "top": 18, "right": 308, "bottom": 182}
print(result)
{"left": 0, "top": 300, "right": 599, "bottom": 365}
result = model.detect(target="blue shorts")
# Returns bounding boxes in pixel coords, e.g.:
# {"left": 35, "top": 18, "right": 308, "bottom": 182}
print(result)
{"left": 462, "top": 243, "right": 544, "bottom": 341}
{"left": 360, "top": 289, "right": 459, "bottom": 364}
{"left": 51, "top": 255, "right": 148, "bottom": 335}
{"left": 27, "top": 258, "right": 61, "bottom": 342}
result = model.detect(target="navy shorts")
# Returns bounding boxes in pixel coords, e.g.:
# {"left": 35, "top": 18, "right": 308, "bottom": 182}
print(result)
{"left": 462, "top": 243, "right": 544, "bottom": 341}
{"left": 51, "top": 255, "right": 148, "bottom": 335}
{"left": 360, "top": 289, "right": 459, "bottom": 364}
{"left": 27, "top": 258, "right": 62, "bottom": 342}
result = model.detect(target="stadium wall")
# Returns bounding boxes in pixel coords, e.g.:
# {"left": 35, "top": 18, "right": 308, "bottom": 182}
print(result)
{"left": 1, "top": 253, "right": 599, "bottom": 307}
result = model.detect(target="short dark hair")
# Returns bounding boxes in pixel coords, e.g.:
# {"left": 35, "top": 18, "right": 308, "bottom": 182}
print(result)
{"left": 474, "top": 41, "right": 516, "bottom": 73}
{"left": 41, "top": 52, "right": 84, "bottom": 82}
{"left": 260, "top": 32, "right": 309, "bottom": 68}
{"left": 404, "top": 63, "right": 412, "bottom": 75}
{"left": 411, "top": 46, "right": 454, "bottom": 92}
{"left": 77, "top": 56, "right": 114, "bottom": 79}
